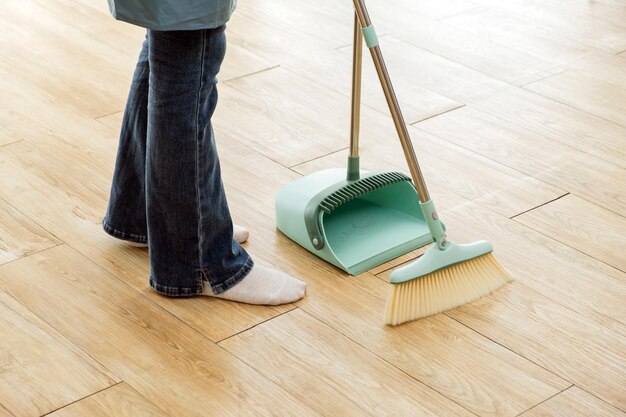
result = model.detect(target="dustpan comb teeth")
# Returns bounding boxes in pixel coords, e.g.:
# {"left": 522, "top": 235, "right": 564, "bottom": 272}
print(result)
{"left": 319, "top": 172, "right": 411, "bottom": 214}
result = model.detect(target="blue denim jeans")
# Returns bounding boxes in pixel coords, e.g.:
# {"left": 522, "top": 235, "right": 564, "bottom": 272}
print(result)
{"left": 103, "top": 27, "right": 253, "bottom": 296}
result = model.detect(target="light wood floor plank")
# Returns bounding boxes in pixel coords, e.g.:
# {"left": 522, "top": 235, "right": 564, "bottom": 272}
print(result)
{"left": 27, "top": 0, "right": 114, "bottom": 36}
{"left": 47, "top": 383, "right": 169, "bottom": 417}
{"left": 448, "top": 282, "right": 626, "bottom": 411}
{"left": 225, "top": 14, "right": 463, "bottom": 125}
{"left": 385, "top": 0, "right": 478, "bottom": 20}
{"left": 469, "top": 0, "right": 626, "bottom": 54}
{"left": 369, "top": 6, "right": 576, "bottom": 84}
{"left": 219, "top": 66, "right": 459, "bottom": 169}
{"left": 519, "top": 386, "right": 626, "bottom": 417}
{"left": 0, "top": 11, "right": 129, "bottom": 120}
{"left": 515, "top": 194, "right": 626, "bottom": 272}
{"left": 219, "top": 68, "right": 347, "bottom": 167}
{"left": 561, "top": 51, "right": 626, "bottom": 90}
{"left": 0, "top": 291, "right": 117, "bottom": 417}
{"left": 525, "top": 70, "right": 626, "bottom": 128}
{"left": 220, "top": 309, "right": 475, "bottom": 417}
{"left": 0, "top": 199, "right": 61, "bottom": 265}
{"left": 0, "top": 245, "right": 321, "bottom": 417}
{"left": 467, "top": 87, "right": 626, "bottom": 168}
{"left": 414, "top": 106, "right": 626, "bottom": 215}
{"left": 441, "top": 7, "right": 591, "bottom": 69}
{"left": 237, "top": 0, "right": 354, "bottom": 50}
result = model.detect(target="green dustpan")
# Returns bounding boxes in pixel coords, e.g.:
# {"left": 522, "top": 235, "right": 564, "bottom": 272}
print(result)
{"left": 275, "top": 17, "right": 432, "bottom": 275}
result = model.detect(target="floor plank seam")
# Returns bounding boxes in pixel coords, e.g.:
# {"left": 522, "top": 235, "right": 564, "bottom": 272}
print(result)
{"left": 0, "top": 285, "right": 122, "bottom": 385}
{"left": 214, "top": 311, "right": 351, "bottom": 416}
{"left": 510, "top": 216, "right": 626, "bottom": 276}
{"left": 222, "top": 64, "right": 281, "bottom": 85}
{"left": 509, "top": 193, "right": 570, "bottom": 219}
{"left": 410, "top": 122, "right": 573, "bottom": 192}
{"left": 409, "top": 103, "right": 466, "bottom": 125}
{"left": 94, "top": 110, "right": 123, "bottom": 121}
{"left": 334, "top": 33, "right": 389, "bottom": 51}
{"left": 415, "top": 115, "right": 626, "bottom": 212}
{"left": 215, "top": 304, "right": 299, "bottom": 344}
{"left": 216, "top": 131, "right": 296, "bottom": 171}
{"left": 288, "top": 147, "right": 348, "bottom": 170}
{"left": 279, "top": 57, "right": 463, "bottom": 127}
{"left": 521, "top": 83, "right": 626, "bottom": 130}
{"left": 294, "top": 308, "right": 482, "bottom": 417}
{"left": 0, "top": 138, "right": 24, "bottom": 149}
{"left": 0, "top": 242, "right": 65, "bottom": 268}
{"left": 471, "top": 100, "right": 626, "bottom": 169}
{"left": 373, "top": 262, "right": 414, "bottom": 280}
{"left": 390, "top": 33, "right": 544, "bottom": 88}
{"left": 516, "top": 69, "right": 568, "bottom": 88}
{"left": 40, "top": 381, "right": 123, "bottom": 417}
{"left": 570, "top": 385, "right": 626, "bottom": 414}
{"left": 512, "top": 384, "right": 573, "bottom": 417}
{"left": 0, "top": 195, "right": 65, "bottom": 245}
{"left": 444, "top": 311, "right": 576, "bottom": 388}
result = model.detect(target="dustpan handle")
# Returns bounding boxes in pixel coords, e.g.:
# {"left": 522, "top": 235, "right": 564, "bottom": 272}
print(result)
{"left": 347, "top": 13, "right": 363, "bottom": 181}
{"left": 352, "top": 0, "right": 431, "bottom": 203}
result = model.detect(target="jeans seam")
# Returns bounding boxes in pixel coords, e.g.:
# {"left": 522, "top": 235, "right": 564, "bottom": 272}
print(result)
{"left": 195, "top": 31, "right": 208, "bottom": 269}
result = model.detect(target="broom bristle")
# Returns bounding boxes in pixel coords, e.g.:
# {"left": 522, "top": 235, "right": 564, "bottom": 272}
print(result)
{"left": 385, "top": 253, "right": 512, "bottom": 326}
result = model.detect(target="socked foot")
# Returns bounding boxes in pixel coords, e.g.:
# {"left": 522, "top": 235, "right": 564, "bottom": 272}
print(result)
{"left": 233, "top": 224, "right": 249, "bottom": 244}
{"left": 203, "top": 265, "right": 307, "bottom": 305}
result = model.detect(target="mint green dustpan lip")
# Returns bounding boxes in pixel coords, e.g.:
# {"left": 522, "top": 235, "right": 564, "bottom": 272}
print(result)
{"left": 389, "top": 240, "right": 493, "bottom": 284}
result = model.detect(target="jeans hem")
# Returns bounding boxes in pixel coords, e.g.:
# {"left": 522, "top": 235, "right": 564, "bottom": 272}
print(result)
{"left": 148, "top": 256, "right": 254, "bottom": 297}
{"left": 102, "top": 219, "right": 148, "bottom": 244}
{"left": 149, "top": 276, "right": 205, "bottom": 297}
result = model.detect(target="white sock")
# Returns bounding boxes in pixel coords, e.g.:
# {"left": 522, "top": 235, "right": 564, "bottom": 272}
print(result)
{"left": 233, "top": 224, "right": 249, "bottom": 244}
{"left": 203, "top": 265, "right": 307, "bottom": 305}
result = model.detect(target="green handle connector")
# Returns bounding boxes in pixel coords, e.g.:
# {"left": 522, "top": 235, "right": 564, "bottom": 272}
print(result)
{"left": 420, "top": 200, "right": 447, "bottom": 249}
{"left": 361, "top": 25, "right": 379, "bottom": 48}
{"left": 347, "top": 156, "right": 360, "bottom": 181}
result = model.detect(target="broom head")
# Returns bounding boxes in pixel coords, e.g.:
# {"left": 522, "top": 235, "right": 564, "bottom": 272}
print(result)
{"left": 385, "top": 240, "right": 512, "bottom": 326}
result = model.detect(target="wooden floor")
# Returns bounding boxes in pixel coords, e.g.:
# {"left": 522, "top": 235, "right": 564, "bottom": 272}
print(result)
{"left": 1, "top": 0, "right": 625, "bottom": 416}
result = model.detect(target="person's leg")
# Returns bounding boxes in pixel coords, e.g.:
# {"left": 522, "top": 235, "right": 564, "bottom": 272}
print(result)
{"left": 102, "top": 34, "right": 249, "bottom": 246}
{"left": 146, "top": 27, "right": 305, "bottom": 304}
{"left": 102, "top": 37, "right": 149, "bottom": 245}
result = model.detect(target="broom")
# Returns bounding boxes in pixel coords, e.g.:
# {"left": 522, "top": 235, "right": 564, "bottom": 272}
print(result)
{"left": 350, "top": 0, "right": 512, "bottom": 326}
